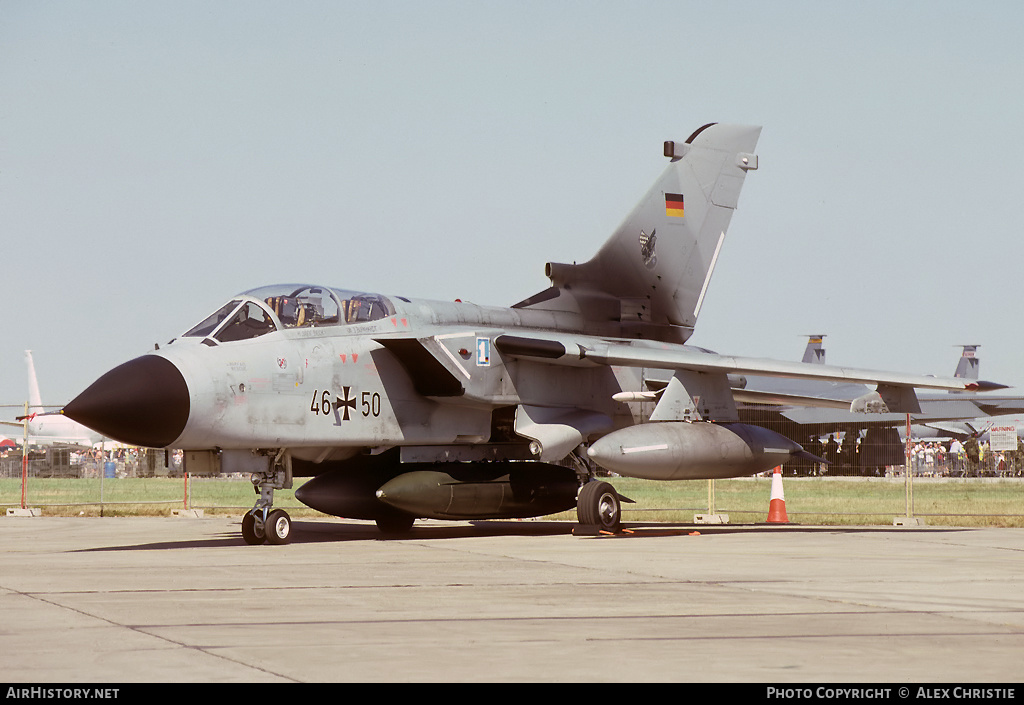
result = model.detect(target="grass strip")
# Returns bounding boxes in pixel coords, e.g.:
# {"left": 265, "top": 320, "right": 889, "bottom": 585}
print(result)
{"left": 1, "top": 475, "right": 1022, "bottom": 527}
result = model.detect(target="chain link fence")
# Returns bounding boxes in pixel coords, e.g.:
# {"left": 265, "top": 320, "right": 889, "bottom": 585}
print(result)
{"left": 2, "top": 422, "right": 1023, "bottom": 520}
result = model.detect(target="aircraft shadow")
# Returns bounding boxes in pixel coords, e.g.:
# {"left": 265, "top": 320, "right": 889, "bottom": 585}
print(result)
{"left": 68, "top": 519, "right": 968, "bottom": 552}
{"left": 70, "top": 519, "right": 576, "bottom": 551}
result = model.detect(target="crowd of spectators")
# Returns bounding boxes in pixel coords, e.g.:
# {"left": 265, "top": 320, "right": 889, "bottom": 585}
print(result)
{"left": 800, "top": 433, "right": 1024, "bottom": 477}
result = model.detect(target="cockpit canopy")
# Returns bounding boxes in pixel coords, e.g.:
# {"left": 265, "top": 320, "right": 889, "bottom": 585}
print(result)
{"left": 181, "top": 284, "right": 395, "bottom": 343}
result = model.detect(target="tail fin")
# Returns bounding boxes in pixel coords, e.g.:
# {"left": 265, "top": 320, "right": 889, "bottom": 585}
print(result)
{"left": 25, "top": 350, "right": 44, "bottom": 412}
{"left": 516, "top": 122, "right": 761, "bottom": 343}
{"left": 954, "top": 345, "right": 979, "bottom": 380}
{"left": 949, "top": 345, "right": 980, "bottom": 394}
{"left": 802, "top": 335, "right": 827, "bottom": 364}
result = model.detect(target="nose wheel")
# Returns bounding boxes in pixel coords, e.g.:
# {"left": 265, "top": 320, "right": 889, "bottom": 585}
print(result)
{"left": 242, "top": 507, "right": 292, "bottom": 545}
{"left": 242, "top": 451, "right": 293, "bottom": 545}
{"left": 241, "top": 510, "right": 266, "bottom": 545}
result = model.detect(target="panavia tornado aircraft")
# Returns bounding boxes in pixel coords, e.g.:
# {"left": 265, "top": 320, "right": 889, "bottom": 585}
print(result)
{"left": 61, "top": 123, "right": 1004, "bottom": 544}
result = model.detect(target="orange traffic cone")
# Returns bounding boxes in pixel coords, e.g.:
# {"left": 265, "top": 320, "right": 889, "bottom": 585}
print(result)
{"left": 767, "top": 466, "right": 789, "bottom": 523}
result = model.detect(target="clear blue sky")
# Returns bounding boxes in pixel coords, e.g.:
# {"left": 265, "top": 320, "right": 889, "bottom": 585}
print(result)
{"left": 3, "top": 0, "right": 1023, "bottom": 411}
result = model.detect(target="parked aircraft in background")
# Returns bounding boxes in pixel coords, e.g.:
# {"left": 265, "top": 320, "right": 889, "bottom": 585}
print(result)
{"left": 61, "top": 123, "right": 1003, "bottom": 544}
{"left": 0, "top": 351, "right": 105, "bottom": 447}
{"left": 785, "top": 341, "right": 1019, "bottom": 438}
{"left": 913, "top": 345, "right": 1024, "bottom": 441}
{"left": 733, "top": 339, "right": 1022, "bottom": 472}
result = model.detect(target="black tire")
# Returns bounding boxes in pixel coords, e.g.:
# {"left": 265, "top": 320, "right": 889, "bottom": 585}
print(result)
{"left": 265, "top": 509, "right": 292, "bottom": 545}
{"left": 577, "top": 481, "right": 621, "bottom": 531}
{"left": 241, "top": 512, "right": 266, "bottom": 545}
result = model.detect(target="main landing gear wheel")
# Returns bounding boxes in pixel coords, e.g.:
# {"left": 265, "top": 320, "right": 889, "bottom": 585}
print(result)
{"left": 577, "top": 481, "right": 622, "bottom": 532}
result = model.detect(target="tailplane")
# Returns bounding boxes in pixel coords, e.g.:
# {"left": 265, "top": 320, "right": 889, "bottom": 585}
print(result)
{"left": 516, "top": 122, "right": 761, "bottom": 343}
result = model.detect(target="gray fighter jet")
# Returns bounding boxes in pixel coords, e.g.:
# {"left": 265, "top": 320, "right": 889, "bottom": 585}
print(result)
{"left": 61, "top": 123, "right": 1002, "bottom": 544}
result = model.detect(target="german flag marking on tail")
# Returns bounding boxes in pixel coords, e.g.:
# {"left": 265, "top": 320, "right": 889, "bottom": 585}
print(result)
{"left": 665, "top": 193, "right": 684, "bottom": 217}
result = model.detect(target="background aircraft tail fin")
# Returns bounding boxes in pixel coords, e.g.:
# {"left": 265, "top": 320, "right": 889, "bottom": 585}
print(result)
{"left": 954, "top": 345, "right": 979, "bottom": 380}
{"left": 516, "top": 122, "right": 761, "bottom": 343}
{"left": 802, "top": 335, "right": 827, "bottom": 364}
{"left": 949, "top": 344, "right": 980, "bottom": 394}
{"left": 25, "top": 350, "right": 44, "bottom": 412}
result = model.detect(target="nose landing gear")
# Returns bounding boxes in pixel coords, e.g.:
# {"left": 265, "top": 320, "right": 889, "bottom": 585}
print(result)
{"left": 242, "top": 507, "right": 292, "bottom": 545}
{"left": 242, "top": 450, "right": 293, "bottom": 545}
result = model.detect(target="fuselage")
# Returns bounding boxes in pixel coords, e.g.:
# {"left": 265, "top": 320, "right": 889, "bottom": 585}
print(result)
{"left": 63, "top": 284, "right": 660, "bottom": 464}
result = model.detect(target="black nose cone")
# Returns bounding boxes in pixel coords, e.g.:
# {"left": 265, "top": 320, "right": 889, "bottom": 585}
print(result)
{"left": 64, "top": 355, "right": 190, "bottom": 448}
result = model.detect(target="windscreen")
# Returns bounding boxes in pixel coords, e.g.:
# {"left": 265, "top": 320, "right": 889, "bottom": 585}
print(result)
{"left": 183, "top": 300, "right": 243, "bottom": 338}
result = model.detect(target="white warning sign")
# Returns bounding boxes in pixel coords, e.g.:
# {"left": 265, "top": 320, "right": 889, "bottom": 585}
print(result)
{"left": 988, "top": 425, "right": 1019, "bottom": 452}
